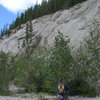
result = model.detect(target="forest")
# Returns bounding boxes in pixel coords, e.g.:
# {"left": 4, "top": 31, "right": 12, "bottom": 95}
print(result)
{"left": 0, "top": 0, "right": 87, "bottom": 36}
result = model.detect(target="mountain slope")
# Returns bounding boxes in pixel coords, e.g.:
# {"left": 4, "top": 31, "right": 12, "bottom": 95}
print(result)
{"left": 0, "top": 0, "right": 100, "bottom": 53}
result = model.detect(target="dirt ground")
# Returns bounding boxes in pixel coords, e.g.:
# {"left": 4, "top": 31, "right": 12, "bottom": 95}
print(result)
{"left": 0, "top": 96, "right": 100, "bottom": 100}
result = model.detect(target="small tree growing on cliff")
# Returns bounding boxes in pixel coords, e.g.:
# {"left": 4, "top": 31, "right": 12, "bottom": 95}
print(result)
{"left": 25, "top": 19, "right": 33, "bottom": 55}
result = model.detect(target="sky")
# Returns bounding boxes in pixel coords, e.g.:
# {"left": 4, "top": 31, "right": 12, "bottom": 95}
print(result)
{"left": 0, "top": 0, "right": 42, "bottom": 31}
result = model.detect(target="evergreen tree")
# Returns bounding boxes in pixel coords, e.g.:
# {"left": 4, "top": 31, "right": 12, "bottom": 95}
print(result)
{"left": 25, "top": 19, "right": 33, "bottom": 55}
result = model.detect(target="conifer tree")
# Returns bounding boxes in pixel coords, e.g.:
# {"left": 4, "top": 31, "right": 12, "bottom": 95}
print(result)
{"left": 25, "top": 19, "right": 33, "bottom": 55}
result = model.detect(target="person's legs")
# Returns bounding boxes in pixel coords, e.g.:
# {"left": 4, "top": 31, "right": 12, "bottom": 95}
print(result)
{"left": 56, "top": 95, "right": 64, "bottom": 100}
{"left": 64, "top": 95, "right": 69, "bottom": 100}
{"left": 56, "top": 95, "right": 61, "bottom": 100}
{"left": 60, "top": 95, "right": 64, "bottom": 100}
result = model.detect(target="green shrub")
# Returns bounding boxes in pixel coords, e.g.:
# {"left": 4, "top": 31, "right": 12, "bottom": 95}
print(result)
{"left": 0, "top": 52, "right": 12, "bottom": 95}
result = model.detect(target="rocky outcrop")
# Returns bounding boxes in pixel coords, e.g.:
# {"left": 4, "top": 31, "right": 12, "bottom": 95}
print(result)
{"left": 0, "top": 0, "right": 100, "bottom": 53}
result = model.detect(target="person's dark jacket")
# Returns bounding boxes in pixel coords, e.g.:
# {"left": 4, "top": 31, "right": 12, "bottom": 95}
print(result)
{"left": 56, "top": 82, "right": 71, "bottom": 96}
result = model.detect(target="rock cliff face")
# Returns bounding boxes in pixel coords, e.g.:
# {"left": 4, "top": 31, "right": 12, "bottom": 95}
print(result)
{"left": 0, "top": 0, "right": 100, "bottom": 53}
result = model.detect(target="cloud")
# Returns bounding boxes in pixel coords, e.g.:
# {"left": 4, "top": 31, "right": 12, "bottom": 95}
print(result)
{"left": 0, "top": 0, "right": 42, "bottom": 13}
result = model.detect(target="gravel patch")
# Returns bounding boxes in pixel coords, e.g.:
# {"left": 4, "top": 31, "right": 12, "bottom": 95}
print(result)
{"left": 0, "top": 96, "right": 100, "bottom": 100}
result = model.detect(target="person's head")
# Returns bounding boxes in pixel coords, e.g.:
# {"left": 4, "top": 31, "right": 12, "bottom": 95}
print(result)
{"left": 60, "top": 78, "right": 64, "bottom": 83}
